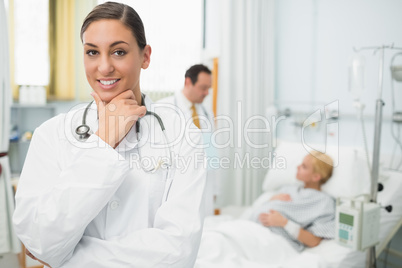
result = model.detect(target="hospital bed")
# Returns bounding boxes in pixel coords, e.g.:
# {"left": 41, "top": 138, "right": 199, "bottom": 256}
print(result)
{"left": 195, "top": 141, "right": 402, "bottom": 268}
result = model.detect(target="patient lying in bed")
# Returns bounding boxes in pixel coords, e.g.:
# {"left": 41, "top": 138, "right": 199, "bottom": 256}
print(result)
{"left": 195, "top": 152, "right": 336, "bottom": 268}
{"left": 251, "top": 151, "right": 336, "bottom": 251}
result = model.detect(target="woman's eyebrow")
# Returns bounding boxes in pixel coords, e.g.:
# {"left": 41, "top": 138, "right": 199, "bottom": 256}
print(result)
{"left": 83, "top": 41, "right": 129, "bottom": 48}
{"left": 84, "top": 43, "right": 98, "bottom": 48}
{"left": 110, "top": 41, "right": 129, "bottom": 47}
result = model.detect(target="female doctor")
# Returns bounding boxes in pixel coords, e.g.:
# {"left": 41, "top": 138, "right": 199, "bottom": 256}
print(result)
{"left": 12, "top": 2, "right": 206, "bottom": 267}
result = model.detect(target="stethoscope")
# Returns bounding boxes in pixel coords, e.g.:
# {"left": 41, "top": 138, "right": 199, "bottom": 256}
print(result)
{"left": 75, "top": 94, "right": 173, "bottom": 174}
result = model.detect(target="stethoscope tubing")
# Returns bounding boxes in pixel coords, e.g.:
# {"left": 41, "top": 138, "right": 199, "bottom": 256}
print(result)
{"left": 75, "top": 96, "right": 173, "bottom": 172}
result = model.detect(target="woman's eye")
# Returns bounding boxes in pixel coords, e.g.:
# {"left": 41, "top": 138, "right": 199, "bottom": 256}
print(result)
{"left": 113, "top": 50, "right": 126, "bottom": 56}
{"left": 86, "top": 50, "right": 98, "bottom": 56}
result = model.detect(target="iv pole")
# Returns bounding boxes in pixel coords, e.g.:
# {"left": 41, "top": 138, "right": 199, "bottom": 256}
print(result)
{"left": 353, "top": 44, "right": 402, "bottom": 268}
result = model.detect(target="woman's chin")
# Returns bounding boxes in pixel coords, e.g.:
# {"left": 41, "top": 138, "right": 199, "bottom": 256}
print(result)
{"left": 97, "top": 92, "right": 117, "bottom": 103}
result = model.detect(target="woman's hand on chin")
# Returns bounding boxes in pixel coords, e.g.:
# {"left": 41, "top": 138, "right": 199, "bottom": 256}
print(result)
{"left": 92, "top": 90, "right": 146, "bottom": 148}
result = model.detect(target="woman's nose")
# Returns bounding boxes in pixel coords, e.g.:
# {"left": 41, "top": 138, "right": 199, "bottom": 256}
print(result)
{"left": 98, "top": 56, "right": 114, "bottom": 75}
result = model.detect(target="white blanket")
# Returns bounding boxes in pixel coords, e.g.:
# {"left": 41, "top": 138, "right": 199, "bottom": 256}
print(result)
{"left": 195, "top": 218, "right": 321, "bottom": 268}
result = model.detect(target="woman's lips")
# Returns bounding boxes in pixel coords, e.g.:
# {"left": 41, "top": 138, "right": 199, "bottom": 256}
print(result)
{"left": 97, "top": 79, "right": 120, "bottom": 90}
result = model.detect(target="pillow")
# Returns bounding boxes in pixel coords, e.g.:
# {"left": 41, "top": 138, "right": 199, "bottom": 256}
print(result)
{"left": 262, "top": 140, "right": 371, "bottom": 198}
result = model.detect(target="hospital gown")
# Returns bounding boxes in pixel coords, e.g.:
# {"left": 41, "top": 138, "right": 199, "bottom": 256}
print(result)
{"left": 251, "top": 185, "right": 335, "bottom": 251}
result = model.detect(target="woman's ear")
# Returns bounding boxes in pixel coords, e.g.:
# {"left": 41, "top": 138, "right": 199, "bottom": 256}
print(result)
{"left": 312, "top": 173, "right": 322, "bottom": 183}
{"left": 141, "top": 45, "right": 152, "bottom": 69}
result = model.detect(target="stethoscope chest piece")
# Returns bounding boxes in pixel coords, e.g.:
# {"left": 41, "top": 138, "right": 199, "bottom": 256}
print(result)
{"left": 76, "top": 124, "right": 91, "bottom": 140}
{"left": 75, "top": 100, "right": 94, "bottom": 141}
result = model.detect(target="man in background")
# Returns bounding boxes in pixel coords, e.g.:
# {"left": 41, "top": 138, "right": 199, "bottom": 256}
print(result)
{"left": 158, "top": 64, "right": 219, "bottom": 216}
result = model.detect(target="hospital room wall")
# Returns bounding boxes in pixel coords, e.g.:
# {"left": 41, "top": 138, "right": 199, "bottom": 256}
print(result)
{"left": 275, "top": 0, "right": 402, "bottom": 117}
{"left": 203, "top": 0, "right": 402, "bottom": 156}
{"left": 275, "top": 0, "right": 402, "bottom": 154}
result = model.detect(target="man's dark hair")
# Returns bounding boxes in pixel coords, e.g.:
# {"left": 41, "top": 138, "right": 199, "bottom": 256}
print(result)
{"left": 185, "top": 64, "right": 211, "bottom": 85}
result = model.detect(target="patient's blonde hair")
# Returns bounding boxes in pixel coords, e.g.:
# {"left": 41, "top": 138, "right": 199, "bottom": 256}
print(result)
{"left": 308, "top": 151, "right": 334, "bottom": 184}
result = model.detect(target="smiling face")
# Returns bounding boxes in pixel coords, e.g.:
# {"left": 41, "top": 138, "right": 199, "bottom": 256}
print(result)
{"left": 82, "top": 19, "right": 151, "bottom": 103}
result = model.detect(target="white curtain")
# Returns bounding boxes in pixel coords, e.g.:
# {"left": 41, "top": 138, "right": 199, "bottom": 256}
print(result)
{"left": 0, "top": 0, "right": 21, "bottom": 254}
{"left": 217, "top": 0, "right": 275, "bottom": 206}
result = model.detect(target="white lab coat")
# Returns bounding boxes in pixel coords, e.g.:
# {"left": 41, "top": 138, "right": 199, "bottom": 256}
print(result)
{"left": 157, "top": 91, "right": 219, "bottom": 216}
{"left": 12, "top": 96, "right": 207, "bottom": 268}
{"left": 157, "top": 91, "right": 214, "bottom": 130}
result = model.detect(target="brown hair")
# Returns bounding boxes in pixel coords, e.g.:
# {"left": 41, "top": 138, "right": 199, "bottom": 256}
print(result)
{"left": 80, "top": 1, "right": 147, "bottom": 50}
{"left": 309, "top": 151, "right": 334, "bottom": 184}
{"left": 185, "top": 64, "right": 212, "bottom": 85}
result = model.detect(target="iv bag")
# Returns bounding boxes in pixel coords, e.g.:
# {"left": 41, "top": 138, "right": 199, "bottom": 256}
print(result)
{"left": 349, "top": 54, "right": 365, "bottom": 100}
